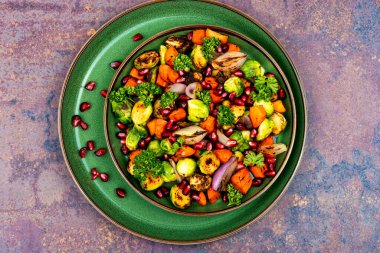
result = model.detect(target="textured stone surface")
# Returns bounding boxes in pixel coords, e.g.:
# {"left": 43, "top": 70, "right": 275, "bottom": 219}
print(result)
{"left": 1, "top": 0, "right": 379, "bottom": 252}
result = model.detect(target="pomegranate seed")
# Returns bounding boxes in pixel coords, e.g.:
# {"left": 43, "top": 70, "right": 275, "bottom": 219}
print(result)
{"left": 228, "top": 92, "right": 236, "bottom": 100}
{"left": 155, "top": 189, "right": 163, "bottom": 198}
{"left": 225, "top": 128, "right": 234, "bottom": 137}
{"left": 116, "top": 188, "right": 126, "bottom": 198}
{"left": 234, "top": 99, "right": 244, "bottom": 106}
{"left": 215, "top": 143, "right": 225, "bottom": 149}
{"left": 79, "top": 147, "right": 87, "bottom": 158}
{"left": 71, "top": 115, "right": 81, "bottom": 127}
{"left": 138, "top": 68, "right": 150, "bottom": 76}
{"left": 166, "top": 120, "right": 174, "bottom": 130}
{"left": 170, "top": 125, "right": 179, "bottom": 131}
{"left": 144, "top": 136, "right": 152, "bottom": 143}
{"left": 168, "top": 135, "right": 177, "bottom": 143}
{"left": 187, "top": 32, "right": 193, "bottom": 41}
{"left": 121, "top": 144, "right": 128, "bottom": 155}
{"left": 221, "top": 44, "right": 229, "bottom": 53}
{"left": 116, "top": 132, "right": 126, "bottom": 139}
{"left": 138, "top": 140, "right": 146, "bottom": 148}
{"left": 87, "top": 140, "right": 95, "bottom": 151}
{"left": 191, "top": 194, "right": 200, "bottom": 201}
{"left": 137, "top": 79, "right": 144, "bottom": 84}
{"left": 95, "top": 148, "right": 107, "bottom": 156}
{"left": 221, "top": 92, "right": 228, "bottom": 98}
{"left": 241, "top": 95, "right": 247, "bottom": 102}
{"left": 80, "top": 102, "right": 91, "bottom": 112}
{"left": 193, "top": 141, "right": 206, "bottom": 150}
{"left": 236, "top": 123, "right": 245, "bottom": 130}
{"left": 100, "top": 173, "right": 109, "bottom": 182}
{"left": 80, "top": 121, "right": 88, "bottom": 130}
{"left": 91, "top": 174, "right": 98, "bottom": 180}
{"left": 216, "top": 89, "right": 223, "bottom": 95}
{"left": 226, "top": 140, "right": 238, "bottom": 148}
{"left": 178, "top": 180, "right": 188, "bottom": 190}
{"left": 178, "top": 70, "right": 185, "bottom": 76}
{"left": 201, "top": 81, "right": 211, "bottom": 90}
{"left": 210, "top": 131, "right": 218, "bottom": 142}
{"left": 278, "top": 89, "right": 286, "bottom": 99}
{"left": 121, "top": 76, "right": 131, "bottom": 84}
{"left": 233, "top": 70, "right": 244, "bottom": 77}
{"left": 91, "top": 168, "right": 99, "bottom": 176}
{"left": 182, "top": 185, "right": 191, "bottom": 195}
{"left": 268, "top": 163, "right": 275, "bottom": 171}
{"left": 133, "top": 33, "right": 143, "bottom": 41}
{"left": 163, "top": 154, "right": 169, "bottom": 160}
{"left": 252, "top": 178, "right": 263, "bottom": 186}
{"left": 120, "top": 139, "right": 126, "bottom": 144}
{"left": 237, "top": 162, "right": 245, "bottom": 170}
{"left": 205, "top": 65, "right": 212, "bottom": 77}
{"left": 265, "top": 157, "right": 276, "bottom": 164}
{"left": 222, "top": 192, "right": 228, "bottom": 202}
{"left": 116, "top": 122, "right": 126, "bottom": 130}
{"left": 161, "top": 108, "right": 171, "bottom": 116}
{"left": 162, "top": 131, "right": 172, "bottom": 138}
{"left": 217, "top": 45, "right": 223, "bottom": 53}
{"left": 265, "top": 170, "right": 276, "bottom": 177}
{"left": 178, "top": 101, "right": 187, "bottom": 109}
{"left": 216, "top": 84, "right": 223, "bottom": 91}
{"left": 211, "top": 109, "right": 218, "bottom": 117}
{"left": 161, "top": 186, "right": 170, "bottom": 197}
{"left": 265, "top": 72, "right": 275, "bottom": 78}
{"left": 85, "top": 81, "right": 96, "bottom": 91}
{"left": 110, "top": 61, "right": 121, "bottom": 69}
{"left": 250, "top": 129, "right": 258, "bottom": 139}
{"left": 206, "top": 142, "right": 213, "bottom": 151}
{"left": 176, "top": 77, "right": 186, "bottom": 83}
{"left": 179, "top": 94, "right": 190, "bottom": 101}
{"left": 100, "top": 90, "right": 107, "bottom": 98}
{"left": 248, "top": 141, "right": 258, "bottom": 149}
{"left": 244, "top": 87, "right": 251, "bottom": 96}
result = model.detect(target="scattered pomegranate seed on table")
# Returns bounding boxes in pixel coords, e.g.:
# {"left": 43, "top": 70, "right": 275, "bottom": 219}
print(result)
{"left": 80, "top": 102, "right": 91, "bottom": 112}
{"left": 132, "top": 33, "right": 143, "bottom": 41}
{"left": 87, "top": 140, "right": 95, "bottom": 151}
{"left": 84, "top": 81, "right": 96, "bottom": 91}
{"left": 94, "top": 148, "right": 107, "bottom": 156}
{"left": 110, "top": 61, "right": 121, "bottom": 69}
{"left": 91, "top": 168, "right": 100, "bottom": 180}
{"left": 100, "top": 90, "right": 107, "bottom": 98}
{"left": 116, "top": 188, "right": 126, "bottom": 198}
{"left": 79, "top": 121, "right": 88, "bottom": 130}
{"left": 79, "top": 147, "right": 87, "bottom": 158}
{"left": 99, "top": 173, "right": 109, "bottom": 182}
{"left": 71, "top": 115, "right": 82, "bottom": 127}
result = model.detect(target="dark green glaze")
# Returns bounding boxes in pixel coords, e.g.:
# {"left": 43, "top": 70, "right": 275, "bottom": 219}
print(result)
{"left": 59, "top": 0, "right": 306, "bottom": 243}
{"left": 105, "top": 25, "right": 296, "bottom": 215}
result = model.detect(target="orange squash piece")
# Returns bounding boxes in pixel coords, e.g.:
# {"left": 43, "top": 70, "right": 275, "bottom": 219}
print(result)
{"left": 250, "top": 164, "right": 269, "bottom": 179}
{"left": 227, "top": 43, "right": 240, "bottom": 52}
{"left": 210, "top": 89, "right": 224, "bottom": 103}
{"left": 205, "top": 28, "right": 228, "bottom": 44}
{"left": 156, "top": 74, "right": 168, "bottom": 88}
{"left": 230, "top": 168, "right": 252, "bottom": 194}
{"left": 124, "top": 77, "right": 138, "bottom": 87}
{"left": 259, "top": 135, "right": 274, "bottom": 148}
{"left": 147, "top": 119, "right": 157, "bottom": 136}
{"left": 158, "top": 64, "right": 171, "bottom": 82}
{"left": 199, "top": 116, "right": 216, "bottom": 133}
{"left": 164, "top": 46, "right": 178, "bottom": 67}
{"left": 169, "top": 108, "right": 187, "bottom": 122}
{"left": 197, "top": 191, "right": 207, "bottom": 206}
{"left": 154, "top": 119, "right": 167, "bottom": 139}
{"left": 129, "top": 67, "right": 145, "bottom": 80}
{"left": 204, "top": 77, "right": 219, "bottom": 89}
{"left": 273, "top": 100, "right": 286, "bottom": 113}
{"left": 249, "top": 105, "right": 267, "bottom": 128}
{"left": 192, "top": 29, "right": 206, "bottom": 45}
{"left": 213, "top": 149, "right": 233, "bottom": 164}
{"left": 207, "top": 188, "right": 220, "bottom": 204}
{"left": 175, "top": 146, "right": 196, "bottom": 158}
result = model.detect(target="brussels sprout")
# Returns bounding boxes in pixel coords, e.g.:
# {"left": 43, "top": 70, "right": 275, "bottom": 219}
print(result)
{"left": 240, "top": 60, "right": 263, "bottom": 79}
{"left": 198, "top": 151, "right": 220, "bottom": 175}
{"left": 234, "top": 151, "right": 244, "bottom": 162}
{"left": 134, "top": 50, "right": 160, "bottom": 69}
{"left": 257, "top": 118, "right": 274, "bottom": 141}
{"left": 223, "top": 76, "right": 245, "bottom": 97}
{"left": 176, "top": 158, "right": 197, "bottom": 177}
{"left": 229, "top": 130, "right": 250, "bottom": 152}
{"left": 140, "top": 172, "right": 164, "bottom": 191}
{"left": 159, "top": 45, "right": 167, "bottom": 65}
{"left": 269, "top": 112, "right": 287, "bottom": 135}
{"left": 230, "top": 105, "right": 245, "bottom": 123}
{"left": 187, "top": 99, "right": 210, "bottom": 123}
{"left": 170, "top": 185, "right": 191, "bottom": 209}
{"left": 126, "top": 127, "right": 141, "bottom": 151}
{"left": 147, "top": 66, "right": 158, "bottom": 83}
{"left": 191, "top": 45, "right": 207, "bottom": 69}
{"left": 161, "top": 161, "right": 177, "bottom": 182}
{"left": 134, "top": 124, "right": 148, "bottom": 138}
{"left": 132, "top": 100, "right": 153, "bottom": 126}
{"left": 165, "top": 35, "right": 192, "bottom": 53}
{"left": 160, "top": 139, "right": 182, "bottom": 155}
{"left": 147, "top": 140, "right": 164, "bottom": 157}
{"left": 111, "top": 100, "right": 132, "bottom": 124}
{"left": 189, "top": 174, "right": 212, "bottom": 191}
{"left": 254, "top": 100, "right": 274, "bottom": 117}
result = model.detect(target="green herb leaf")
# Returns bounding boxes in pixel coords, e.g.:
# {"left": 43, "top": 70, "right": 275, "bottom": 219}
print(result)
{"left": 250, "top": 76, "right": 279, "bottom": 102}
{"left": 135, "top": 82, "right": 162, "bottom": 106}
{"left": 227, "top": 183, "right": 243, "bottom": 207}
{"left": 202, "top": 37, "right": 221, "bottom": 60}
{"left": 173, "top": 53, "right": 195, "bottom": 72}
{"left": 161, "top": 91, "right": 179, "bottom": 108}
{"left": 133, "top": 150, "right": 164, "bottom": 181}
{"left": 243, "top": 151, "right": 264, "bottom": 168}
{"left": 217, "top": 105, "right": 235, "bottom": 126}
{"left": 195, "top": 90, "right": 212, "bottom": 107}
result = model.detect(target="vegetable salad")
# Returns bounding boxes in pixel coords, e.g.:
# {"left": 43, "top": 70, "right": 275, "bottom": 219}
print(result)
{"left": 110, "top": 28, "right": 288, "bottom": 209}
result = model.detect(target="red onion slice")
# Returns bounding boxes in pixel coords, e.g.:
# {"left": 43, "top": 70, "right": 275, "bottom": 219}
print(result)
{"left": 185, "top": 82, "right": 199, "bottom": 99}
{"left": 216, "top": 130, "right": 229, "bottom": 146}
{"left": 168, "top": 83, "right": 187, "bottom": 94}
{"left": 212, "top": 156, "right": 238, "bottom": 192}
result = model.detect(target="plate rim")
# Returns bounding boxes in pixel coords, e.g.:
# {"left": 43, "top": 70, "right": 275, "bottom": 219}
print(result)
{"left": 104, "top": 24, "right": 297, "bottom": 216}
{"left": 58, "top": 0, "right": 307, "bottom": 245}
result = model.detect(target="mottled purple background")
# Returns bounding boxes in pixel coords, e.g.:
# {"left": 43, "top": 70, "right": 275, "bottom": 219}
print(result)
{"left": 1, "top": 0, "right": 379, "bottom": 252}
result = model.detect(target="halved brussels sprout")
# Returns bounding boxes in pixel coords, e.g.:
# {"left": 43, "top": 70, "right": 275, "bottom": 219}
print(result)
{"left": 132, "top": 100, "right": 153, "bottom": 126}
{"left": 191, "top": 45, "right": 207, "bottom": 69}
{"left": 254, "top": 100, "right": 274, "bottom": 117}
{"left": 140, "top": 172, "right": 164, "bottom": 191}
{"left": 165, "top": 35, "right": 192, "bottom": 53}
{"left": 176, "top": 158, "right": 197, "bottom": 177}
{"left": 159, "top": 45, "right": 167, "bottom": 65}
{"left": 234, "top": 151, "right": 244, "bottom": 162}
{"left": 160, "top": 139, "right": 182, "bottom": 155}
{"left": 110, "top": 100, "right": 132, "bottom": 124}
{"left": 187, "top": 99, "right": 210, "bottom": 123}
{"left": 257, "top": 118, "right": 274, "bottom": 141}
{"left": 189, "top": 174, "right": 212, "bottom": 191}
{"left": 147, "top": 139, "right": 164, "bottom": 157}
{"left": 198, "top": 151, "right": 220, "bottom": 175}
{"left": 170, "top": 185, "right": 191, "bottom": 209}
{"left": 240, "top": 59, "right": 263, "bottom": 79}
{"left": 162, "top": 161, "right": 177, "bottom": 182}
{"left": 230, "top": 105, "right": 245, "bottom": 123}
{"left": 224, "top": 76, "right": 245, "bottom": 97}
{"left": 147, "top": 66, "right": 158, "bottom": 84}
{"left": 134, "top": 50, "right": 159, "bottom": 69}
{"left": 126, "top": 127, "right": 141, "bottom": 151}
{"left": 229, "top": 131, "right": 249, "bottom": 152}
{"left": 269, "top": 112, "right": 287, "bottom": 135}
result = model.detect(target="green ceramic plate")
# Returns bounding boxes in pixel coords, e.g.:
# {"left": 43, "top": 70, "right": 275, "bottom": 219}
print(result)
{"left": 105, "top": 25, "right": 296, "bottom": 215}
{"left": 59, "top": 0, "right": 306, "bottom": 244}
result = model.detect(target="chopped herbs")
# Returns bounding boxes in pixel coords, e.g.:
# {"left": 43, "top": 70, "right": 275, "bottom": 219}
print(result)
{"left": 195, "top": 90, "right": 212, "bottom": 107}
{"left": 250, "top": 76, "right": 279, "bottom": 102}
{"left": 173, "top": 53, "right": 194, "bottom": 72}
{"left": 133, "top": 150, "right": 164, "bottom": 181}
{"left": 161, "top": 91, "right": 179, "bottom": 108}
{"left": 243, "top": 151, "right": 264, "bottom": 168}
{"left": 227, "top": 183, "right": 243, "bottom": 206}
{"left": 202, "top": 37, "right": 221, "bottom": 60}
{"left": 135, "top": 82, "right": 162, "bottom": 106}
{"left": 217, "top": 105, "right": 235, "bottom": 126}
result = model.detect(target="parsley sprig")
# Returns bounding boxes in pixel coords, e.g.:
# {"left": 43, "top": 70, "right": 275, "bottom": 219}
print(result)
{"left": 250, "top": 76, "right": 279, "bottom": 102}
{"left": 195, "top": 90, "right": 212, "bottom": 107}
{"left": 161, "top": 91, "right": 179, "bottom": 108}
{"left": 227, "top": 184, "right": 243, "bottom": 207}
{"left": 134, "top": 82, "right": 162, "bottom": 106}
{"left": 133, "top": 150, "right": 164, "bottom": 181}
{"left": 202, "top": 37, "right": 221, "bottom": 60}
{"left": 243, "top": 152, "right": 264, "bottom": 168}
{"left": 217, "top": 105, "right": 235, "bottom": 126}
{"left": 173, "top": 53, "right": 195, "bottom": 72}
